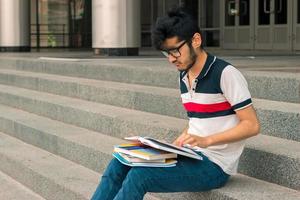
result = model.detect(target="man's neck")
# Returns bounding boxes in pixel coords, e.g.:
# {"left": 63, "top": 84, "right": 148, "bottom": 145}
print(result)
{"left": 188, "top": 50, "right": 207, "bottom": 78}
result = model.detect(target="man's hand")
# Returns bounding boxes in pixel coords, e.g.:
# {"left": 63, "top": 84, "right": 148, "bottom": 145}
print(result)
{"left": 173, "top": 128, "right": 212, "bottom": 148}
{"left": 172, "top": 126, "right": 189, "bottom": 146}
{"left": 172, "top": 126, "right": 211, "bottom": 148}
{"left": 172, "top": 132, "right": 188, "bottom": 146}
{"left": 178, "top": 134, "right": 212, "bottom": 148}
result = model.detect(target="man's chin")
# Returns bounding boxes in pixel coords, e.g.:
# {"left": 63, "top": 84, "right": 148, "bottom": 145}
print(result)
{"left": 174, "top": 62, "right": 194, "bottom": 72}
{"left": 176, "top": 65, "right": 189, "bottom": 72}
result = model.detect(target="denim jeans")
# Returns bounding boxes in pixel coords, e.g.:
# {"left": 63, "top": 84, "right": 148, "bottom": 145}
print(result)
{"left": 91, "top": 153, "right": 230, "bottom": 200}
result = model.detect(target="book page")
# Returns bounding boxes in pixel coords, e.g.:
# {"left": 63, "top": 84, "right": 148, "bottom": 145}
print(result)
{"left": 125, "top": 136, "right": 202, "bottom": 160}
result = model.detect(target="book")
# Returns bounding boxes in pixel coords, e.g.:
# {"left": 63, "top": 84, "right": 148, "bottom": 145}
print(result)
{"left": 124, "top": 136, "right": 203, "bottom": 160}
{"left": 119, "top": 153, "right": 166, "bottom": 163}
{"left": 114, "top": 143, "right": 178, "bottom": 160}
{"left": 112, "top": 152, "right": 177, "bottom": 167}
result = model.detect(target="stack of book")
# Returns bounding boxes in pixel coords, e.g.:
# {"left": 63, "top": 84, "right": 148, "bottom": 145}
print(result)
{"left": 113, "top": 136, "right": 203, "bottom": 168}
{"left": 113, "top": 143, "right": 178, "bottom": 167}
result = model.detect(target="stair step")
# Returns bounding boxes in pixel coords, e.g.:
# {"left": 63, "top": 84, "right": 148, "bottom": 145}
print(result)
{"left": 239, "top": 134, "right": 300, "bottom": 190}
{"left": 0, "top": 129, "right": 157, "bottom": 200}
{"left": 0, "top": 83, "right": 187, "bottom": 141}
{"left": 151, "top": 174, "right": 300, "bottom": 200}
{"left": 0, "top": 132, "right": 100, "bottom": 200}
{"left": 0, "top": 58, "right": 299, "bottom": 103}
{"left": 253, "top": 98, "right": 300, "bottom": 141}
{"left": 0, "top": 71, "right": 298, "bottom": 141}
{"left": 0, "top": 104, "right": 300, "bottom": 190}
{"left": 0, "top": 68, "right": 186, "bottom": 118}
{"left": 243, "top": 70, "right": 300, "bottom": 104}
{"left": 0, "top": 114, "right": 299, "bottom": 200}
{"left": 0, "top": 170, "right": 45, "bottom": 200}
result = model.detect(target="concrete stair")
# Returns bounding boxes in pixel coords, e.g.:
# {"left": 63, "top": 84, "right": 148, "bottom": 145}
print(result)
{"left": 1, "top": 130, "right": 299, "bottom": 200}
{"left": 0, "top": 170, "right": 45, "bottom": 200}
{"left": 0, "top": 131, "right": 100, "bottom": 200}
{"left": 0, "top": 57, "right": 299, "bottom": 199}
{"left": 0, "top": 69, "right": 298, "bottom": 141}
{"left": 0, "top": 106, "right": 299, "bottom": 200}
{"left": 0, "top": 57, "right": 299, "bottom": 103}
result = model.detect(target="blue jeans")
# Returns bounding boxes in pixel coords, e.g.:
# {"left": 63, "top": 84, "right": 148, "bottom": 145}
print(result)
{"left": 91, "top": 153, "right": 229, "bottom": 200}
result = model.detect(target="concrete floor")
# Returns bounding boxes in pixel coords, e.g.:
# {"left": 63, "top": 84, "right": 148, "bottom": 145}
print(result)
{"left": 0, "top": 48, "right": 300, "bottom": 73}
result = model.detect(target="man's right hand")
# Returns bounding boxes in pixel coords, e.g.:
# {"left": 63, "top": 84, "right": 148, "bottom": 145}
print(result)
{"left": 172, "top": 127, "right": 188, "bottom": 146}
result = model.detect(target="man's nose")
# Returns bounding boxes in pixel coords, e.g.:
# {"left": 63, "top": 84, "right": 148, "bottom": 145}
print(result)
{"left": 168, "top": 54, "right": 177, "bottom": 63}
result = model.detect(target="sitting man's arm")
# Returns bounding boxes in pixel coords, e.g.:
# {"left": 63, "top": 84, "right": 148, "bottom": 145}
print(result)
{"left": 177, "top": 105, "right": 260, "bottom": 148}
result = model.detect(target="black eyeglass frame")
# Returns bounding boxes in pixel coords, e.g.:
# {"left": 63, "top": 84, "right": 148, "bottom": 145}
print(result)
{"left": 160, "top": 40, "right": 188, "bottom": 58}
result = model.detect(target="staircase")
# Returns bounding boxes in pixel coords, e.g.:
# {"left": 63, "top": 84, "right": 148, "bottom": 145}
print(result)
{"left": 0, "top": 56, "right": 299, "bottom": 200}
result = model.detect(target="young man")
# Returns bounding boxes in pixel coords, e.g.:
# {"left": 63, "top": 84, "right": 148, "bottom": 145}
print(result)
{"left": 91, "top": 7, "right": 260, "bottom": 200}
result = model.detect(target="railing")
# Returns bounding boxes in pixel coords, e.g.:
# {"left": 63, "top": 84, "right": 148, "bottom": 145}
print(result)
{"left": 31, "top": 24, "right": 68, "bottom": 48}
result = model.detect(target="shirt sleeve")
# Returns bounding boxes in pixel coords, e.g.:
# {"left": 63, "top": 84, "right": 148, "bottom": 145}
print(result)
{"left": 220, "top": 65, "right": 252, "bottom": 111}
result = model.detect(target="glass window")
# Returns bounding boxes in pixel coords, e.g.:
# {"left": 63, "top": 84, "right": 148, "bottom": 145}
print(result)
{"left": 181, "top": 0, "right": 199, "bottom": 24}
{"left": 200, "top": 0, "right": 219, "bottom": 28}
{"left": 141, "top": 0, "right": 151, "bottom": 25}
{"left": 31, "top": 0, "right": 92, "bottom": 48}
{"left": 165, "top": 0, "right": 180, "bottom": 11}
{"left": 239, "top": 0, "right": 250, "bottom": 25}
{"left": 69, "top": 0, "right": 91, "bottom": 48}
{"left": 259, "top": 0, "right": 270, "bottom": 25}
{"left": 199, "top": 0, "right": 220, "bottom": 47}
{"left": 202, "top": 30, "right": 220, "bottom": 47}
{"left": 274, "top": 0, "right": 287, "bottom": 24}
{"left": 141, "top": 0, "right": 152, "bottom": 47}
{"left": 156, "top": 0, "right": 164, "bottom": 17}
{"left": 298, "top": 0, "right": 300, "bottom": 23}
{"left": 225, "top": 0, "right": 235, "bottom": 26}
{"left": 297, "top": 0, "right": 300, "bottom": 24}
{"left": 47, "top": 0, "right": 70, "bottom": 47}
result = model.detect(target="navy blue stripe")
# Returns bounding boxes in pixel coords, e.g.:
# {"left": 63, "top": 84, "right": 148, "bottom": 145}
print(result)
{"left": 180, "top": 80, "right": 188, "bottom": 93}
{"left": 232, "top": 99, "right": 252, "bottom": 110}
{"left": 197, "top": 53, "right": 215, "bottom": 79}
{"left": 195, "top": 57, "right": 231, "bottom": 94}
{"left": 179, "top": 72, "right": 188, "bottom": 94}
{"left": 187, "top": 109, "right": 235, "bottom": 119}
{"left": 179, "top": 56, "right": 234, "bottom": 94}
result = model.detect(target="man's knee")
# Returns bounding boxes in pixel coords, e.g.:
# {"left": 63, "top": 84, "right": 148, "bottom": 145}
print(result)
{"left": 103, "top": 158, "right": 129, "bottom": 180}
{"left": 124, "top": 168, "right": 150, "bottom": 191}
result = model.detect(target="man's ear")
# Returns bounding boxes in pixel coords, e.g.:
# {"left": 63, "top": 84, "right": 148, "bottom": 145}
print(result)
{"left": 192, "top": 33, "right": 202, "bottom": 49}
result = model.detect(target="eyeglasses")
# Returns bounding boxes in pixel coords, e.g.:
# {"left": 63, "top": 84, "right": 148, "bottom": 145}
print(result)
{"left": 161, "top": 40, "right": 187, "bottom": 58}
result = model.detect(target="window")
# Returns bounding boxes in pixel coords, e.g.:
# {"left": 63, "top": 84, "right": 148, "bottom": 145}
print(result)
{"left": 239, "top": 0, "right": 250, "bottom": 25}
{"left": 259, "top": 0, "right": 270, "bottom": 25}
{"left": 274, "top": 0, "right": 287, "bottom": 24}
{"left": 225, "top": 0, "right": 235, "bottom": 26}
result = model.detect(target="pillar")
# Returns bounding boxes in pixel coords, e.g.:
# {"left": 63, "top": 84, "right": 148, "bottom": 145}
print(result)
{"left": 0, "top": 0, "right": 30, "bottom": 52}
{"left": 92, "top": 0, "right": 140, "bottom": 56}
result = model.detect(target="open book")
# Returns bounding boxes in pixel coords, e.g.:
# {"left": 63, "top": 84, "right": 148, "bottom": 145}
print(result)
{"left": 125, "top": 136, "right": 203, "bottom": 160}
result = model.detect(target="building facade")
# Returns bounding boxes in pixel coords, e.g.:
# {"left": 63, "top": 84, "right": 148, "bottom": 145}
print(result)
{"left": 0, "top": 0, "right": 299, "bottom": 54}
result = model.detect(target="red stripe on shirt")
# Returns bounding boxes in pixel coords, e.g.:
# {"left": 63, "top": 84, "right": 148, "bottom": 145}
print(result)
{"left": 183, "top": 102, "right": 232, "bottom": 113}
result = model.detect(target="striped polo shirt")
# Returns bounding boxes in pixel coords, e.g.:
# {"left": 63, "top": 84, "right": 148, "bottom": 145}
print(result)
{"left": 180, "top": 53, "right": 252, "bottom": 175}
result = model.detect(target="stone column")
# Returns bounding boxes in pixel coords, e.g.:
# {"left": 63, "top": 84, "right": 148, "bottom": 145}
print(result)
{"left": 92, "top": 0, "right": 140, "bottom": 56}
{"left": 0, "top": 0, "right": 30, "bottom": 52}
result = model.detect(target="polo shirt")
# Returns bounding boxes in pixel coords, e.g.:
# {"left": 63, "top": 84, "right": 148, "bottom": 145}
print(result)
{"left": 179, "top": 53, "right": 252, "bottom": 175}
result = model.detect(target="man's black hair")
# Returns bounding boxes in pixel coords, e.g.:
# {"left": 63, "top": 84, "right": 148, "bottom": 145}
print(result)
{"left": 152, "top": 6, "right": 201, "bottom": 50}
